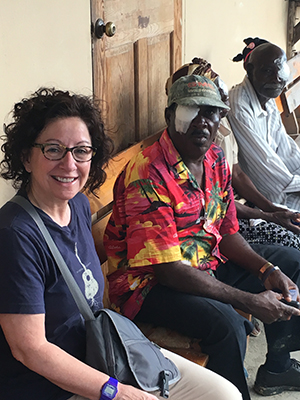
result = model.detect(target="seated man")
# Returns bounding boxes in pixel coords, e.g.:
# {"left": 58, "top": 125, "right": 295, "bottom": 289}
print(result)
{"left": 166, "top": 57, "right": 300, "bottom": 251}
{"left": 228, "top": 42, "right": 300, "bottom": 211}
{"left": 104, "top": 75, "right": 300, "bottom": 400}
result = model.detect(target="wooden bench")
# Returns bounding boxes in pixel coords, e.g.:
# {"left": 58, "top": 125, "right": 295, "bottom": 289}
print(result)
{"left": 276, "top": 52, "right": 300, "bottom": 140}
{"left": 85, "top": 132, "right": 251, "bottom": 367}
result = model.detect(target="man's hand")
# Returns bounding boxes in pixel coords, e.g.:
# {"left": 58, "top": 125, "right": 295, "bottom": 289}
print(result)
{"left": 249, "top": 267, "right": 300, "bottom": 323}
{"left": 249, "top": 290, "right": 300, "bottom": 324}
{"left": 263, "top": 265, "right": 300, "bottom": 300}
{"left": 269, "top": 210, "right": 300, "bottom": 234}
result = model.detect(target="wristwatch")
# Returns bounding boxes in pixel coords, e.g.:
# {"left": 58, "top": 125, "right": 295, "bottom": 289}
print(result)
{"left": 99, "top": 377, "right": 118, "bottom": 400}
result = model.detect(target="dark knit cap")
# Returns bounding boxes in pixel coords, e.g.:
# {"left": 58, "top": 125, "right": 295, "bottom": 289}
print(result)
{"left": 232, "top": 37, "right": 269, "bottom": 66}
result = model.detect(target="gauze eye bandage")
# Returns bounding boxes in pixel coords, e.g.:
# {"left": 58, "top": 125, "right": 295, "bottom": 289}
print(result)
{"left": 274, "top": 58, "right": 290, "bottom": 82}
{"left": 175, "top": 105, "right": 200, "bottom": 134}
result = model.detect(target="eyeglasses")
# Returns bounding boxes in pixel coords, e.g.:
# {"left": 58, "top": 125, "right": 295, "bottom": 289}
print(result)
{"left": 32, "top": 143, "right": 97, "bottom": 162}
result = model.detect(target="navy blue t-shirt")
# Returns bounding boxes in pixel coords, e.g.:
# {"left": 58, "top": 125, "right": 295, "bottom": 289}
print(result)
{"left": 0, "top": 192, "right": 104, "bottom": 400}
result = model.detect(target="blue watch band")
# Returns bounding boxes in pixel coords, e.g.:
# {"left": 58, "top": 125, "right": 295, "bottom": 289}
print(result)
{"left": 100, "top": 377, "right": 118, "bottom": 400}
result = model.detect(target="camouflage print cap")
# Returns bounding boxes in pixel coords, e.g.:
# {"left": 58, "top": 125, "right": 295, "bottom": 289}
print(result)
{"left": 167, "top": 75, "right": 230, "bottom": 110}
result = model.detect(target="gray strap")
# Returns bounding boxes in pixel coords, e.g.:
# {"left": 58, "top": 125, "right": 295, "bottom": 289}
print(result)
{"left": 11, "top": 195, "right": 95, "bottom": 321}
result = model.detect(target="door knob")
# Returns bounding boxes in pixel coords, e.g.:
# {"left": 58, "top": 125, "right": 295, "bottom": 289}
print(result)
{"left": 94, "top": 19, "right": 116, "bottom": 39}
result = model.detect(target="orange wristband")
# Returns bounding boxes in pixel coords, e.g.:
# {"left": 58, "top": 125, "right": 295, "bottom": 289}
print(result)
{"left": 262, "top": 266, "right": 280, "bottom": 284}
{"left": 258, "top": 262, "right": 274, "bottom": 281}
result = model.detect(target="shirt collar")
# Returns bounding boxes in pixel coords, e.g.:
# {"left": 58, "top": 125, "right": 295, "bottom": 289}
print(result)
{"left": 159, "top": 129, "right": 218, "bottom": 189}
{"left": 159, "top": 129, "right": 190, "bottom": 180}
{"left": 218, "top": 118, "right": 231, "bottom": 137}
{"left": 244, "top": 75, "right": 276, "bottom": 118}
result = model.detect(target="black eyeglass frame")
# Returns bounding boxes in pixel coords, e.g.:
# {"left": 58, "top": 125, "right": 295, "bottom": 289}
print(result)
{"left": 32, "top": 143, "right": 97, "bottom": 162}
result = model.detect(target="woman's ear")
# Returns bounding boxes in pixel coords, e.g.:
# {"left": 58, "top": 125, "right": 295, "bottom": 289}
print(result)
{"left": 22, "top": 151, "right": 31, "bottom": 173}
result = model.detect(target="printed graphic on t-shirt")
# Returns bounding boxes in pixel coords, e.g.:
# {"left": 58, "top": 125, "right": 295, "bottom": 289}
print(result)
{"left": 74, "top": 243, "right": 99, "bottom": 302}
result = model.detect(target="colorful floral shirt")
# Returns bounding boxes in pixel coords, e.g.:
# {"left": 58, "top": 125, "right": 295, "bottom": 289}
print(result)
{"left": 104, "top": 129, "right": 239, "bottom": 319}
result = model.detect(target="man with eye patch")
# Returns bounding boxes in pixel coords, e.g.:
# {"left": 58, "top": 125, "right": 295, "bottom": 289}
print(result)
{"left": 104, "top": 75, "right": 300, "bottom": 400}
{"left": 229, "top": 42, "right": 300, "bottom": 213}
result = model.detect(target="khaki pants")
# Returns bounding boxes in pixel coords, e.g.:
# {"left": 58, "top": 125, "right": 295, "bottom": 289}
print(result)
{"left": 69, "top": 348, "right": 242, "bottom": 400}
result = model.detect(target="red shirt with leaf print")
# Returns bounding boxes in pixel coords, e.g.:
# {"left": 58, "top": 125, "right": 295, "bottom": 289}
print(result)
{"left": 104, "top": 129, "right": 239, "bottom": 319}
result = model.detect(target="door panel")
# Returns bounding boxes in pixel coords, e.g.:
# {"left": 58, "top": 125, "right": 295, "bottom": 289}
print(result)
{"left": 104, "top": 0, "right": 174, "bottom": 48}
{"left": 148, "top": 33, "right": 172, "bottom": 136}
{"left": 105, "top": 44, "right": 135, "bottom": 151}
{"left": 91, "top": 0, "right": 182, "bottom": 152}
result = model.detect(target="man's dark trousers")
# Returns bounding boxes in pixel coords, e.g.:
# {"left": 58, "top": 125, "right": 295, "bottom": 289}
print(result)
{"left": 135, "top": 244, "right": 300, "bottom": 400}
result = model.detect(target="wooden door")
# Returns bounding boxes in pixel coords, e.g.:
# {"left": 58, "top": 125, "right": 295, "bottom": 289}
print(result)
{"left": 91, "top": 0, "right": 182, "bottom": 153}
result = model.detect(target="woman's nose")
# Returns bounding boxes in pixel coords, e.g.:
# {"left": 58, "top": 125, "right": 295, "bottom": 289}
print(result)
{"left": 60, "top": 150, "right": 77, "bottom": 168}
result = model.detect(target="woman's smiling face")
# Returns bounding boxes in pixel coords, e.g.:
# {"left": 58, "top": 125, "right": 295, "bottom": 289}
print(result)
{"left": 24, "top": 116, "right": 92, "bottom": 206}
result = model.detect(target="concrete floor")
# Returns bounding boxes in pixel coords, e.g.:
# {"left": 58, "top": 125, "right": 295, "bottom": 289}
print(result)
{"left": 244, "top": 321, "right": 300, "bottom": 400}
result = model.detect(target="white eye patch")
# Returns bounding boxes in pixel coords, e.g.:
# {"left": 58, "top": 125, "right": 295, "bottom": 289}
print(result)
{"left": 175, "top": 105, "right": 200, "bottom": 134}
{"left": 274, "top": 58, "right": 290, "bottom": 81}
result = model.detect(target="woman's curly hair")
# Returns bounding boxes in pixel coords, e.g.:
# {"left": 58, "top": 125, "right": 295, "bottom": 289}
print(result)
{"left": 1, "top": 87, "right": 113, "bottom": 195}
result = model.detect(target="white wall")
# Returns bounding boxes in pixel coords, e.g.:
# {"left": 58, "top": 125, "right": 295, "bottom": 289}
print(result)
{"left": 183, "top": 0, "right": 289, "bottom": 89}
{"left": 0, "top": 0, "right": 93, "bottom": 206}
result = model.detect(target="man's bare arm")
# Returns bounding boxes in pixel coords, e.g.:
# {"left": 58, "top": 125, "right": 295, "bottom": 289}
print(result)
{"left": 232, "top": 163, "right": 300, "bottom": 233}
{"left": 153, "top": 232, "right": 300, "bottom": 323}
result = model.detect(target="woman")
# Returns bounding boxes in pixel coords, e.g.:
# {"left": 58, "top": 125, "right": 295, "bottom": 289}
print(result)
{"left": 0, "top": 88, "right": 241, "bottom": 400}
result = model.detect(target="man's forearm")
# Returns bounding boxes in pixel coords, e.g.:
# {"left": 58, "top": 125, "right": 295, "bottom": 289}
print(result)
{"left": 154, "top": 233, "right": 267, "bottom": 298}
{"left": 153, "top": 260, "right": 257, "bottom": 314}
{"left": 219, "top": 232, "right": 266, "bottom": 275}
{"left": 232, "top": 163, "right": 276, "bottom": 213}
{"left": 235, "top": 201, "right": 281, "bottom": 222}
{"left": 235, "top": 201, "right": 267, "bottom": 220}
{"left": 235, "top": 200, "right": 300, "bottom": 233}
{"left": 152, "top": 233, "right": 300, "bottom": 323}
